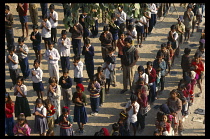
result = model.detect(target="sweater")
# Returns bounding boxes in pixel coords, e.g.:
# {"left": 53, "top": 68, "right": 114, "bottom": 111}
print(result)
{"left": 5, "top": 13, "right": 13, "bottom": 29}
{"left": 82, "top": 45, "right": 94, "bottom": 61}
{"left": 69, "top": 23, "right": 83, "bottom": 39}
{"left": 30, "top": 31, "right": 41, "bottom": 47}
{"left": 145, "top": 68, "right": 156, "bottom": 83}
{"left": 58, "top": 76, "right": 72, "bottom": 89}
{"left": 5, "top": 102, "right": 14, "bottom": 118}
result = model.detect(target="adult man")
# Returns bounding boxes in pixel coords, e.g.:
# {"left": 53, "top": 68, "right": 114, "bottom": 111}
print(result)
{"left": 5, "top": 5, "right": 14, "bottom": 49}
{"left": 115, "top": 5, "right": 126, "bottom": 36}
{"left": 120, "top": 37, "right": 139, "bottom": 94}
{"left": 176, "top": 16, "right": 185, "bottom": 57}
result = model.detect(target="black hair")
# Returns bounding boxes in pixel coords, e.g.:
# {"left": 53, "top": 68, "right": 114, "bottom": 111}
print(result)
{"left": 127, "top": 24, "right": 134, "bottom": 30}
{"left": 32, "top": 24, "right": 39, "bottom": 29}
{"left": 111, "top": 13, "right": 116, "bottom": 19}
{"left": 130, "top": 94, "right": 137, "bottom": 101}
{"left": 97, "top": 66, "right": 103, "bottom": 73}
{"left": 194, "top": 52, "right": 201, "bottom": 58}
{"left": 124, "top": 37, "right": 132, "bottom": 44}
{"left": 63, "top": 68, "right": 69, "bottom": 74}
{"left": 146, "top": 61, "right": 153, "bottom": 66}
{"left": 49, "top": 4, "right": 55, "bottom": 9}
{"left": 16, "top": 76, "right": 24, "bottom": 84}
{"left": 167, "top": 41, "right": 172, "bottom": 45}
{"left": 35, "top": 98, "right": 43, "bottom": 104}
{"left": 18, "top": 36, "right": 25, "bottom": 42}
{"left": 34, "top": 59, "right": 40, "bottom": 65}
{"left": 137, "top": 65, "right": 145, "bottom": 73}
{"left": 48, "top": 76, "right": 58, "bottom": 84}
{"left": 103, "top": 25, "right": 109, "bottom": 32}
{"left": 161, "top": 43, "right": 166, "bottom": 48}
{"left": 112, "top": 123, "right": 119, "bottom": 131}
{"left": 184, "top": 48, "right": 191, "bottom": 55}
{"left": 84, "top": 38, "right": 91, "bottom": 44}
{"left": 7, "top": 46, "right": 15, "bottom": 52}
{"left": 5, "top": 5, "right": 10, "bottom": 10}
{"left": 156, "top": 51, "right": 163, "bottom": 58}
{"left": 118, "top": 5, "right": 123, "bottom": 9}
{"left": 74, "top": 55, "right": 80, "bottom": 61}
{"left": 61, "top": 30, "right": 67, "bottom": 35}
{"left": 170, "top": 24, "right": 176, "bottom": 30}
{"left": 42, "top": 14, "right": 48, "bottom": 19}
{"left": 48, "top": 41, "right": 53, "bottom": 46}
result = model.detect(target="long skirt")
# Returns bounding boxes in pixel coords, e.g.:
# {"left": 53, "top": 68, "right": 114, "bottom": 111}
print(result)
{"left": 73, "top": 105, "right": 88, "bottom": 124}
{"left": 60, "top": 127, "right": 74, "bottom": 136}
{"left": 15, "top": 97, "right": 31, "bottom": 117}
{"left": 34, "top": 116, "right": 49, "bottom": 134}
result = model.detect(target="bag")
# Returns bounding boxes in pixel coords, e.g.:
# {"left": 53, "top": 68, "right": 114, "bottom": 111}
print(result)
{"left": 140, "top": 104, "right": 151, "bottom": 115}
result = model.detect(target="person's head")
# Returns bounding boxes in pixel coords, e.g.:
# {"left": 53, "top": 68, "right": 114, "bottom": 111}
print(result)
{"left": 32, "top": 24, "right": 39, "bottom": 32}
{"left": 184, "top": 48, "right": 191, "bottom": 55}
{"left": 90, "top": 76, "right": 97, "bottom": 84}
{"left": 48, "top": 41, "right": 54, "bottom": 50}
{"left": 107, "top": 47, "right": 115, "bottom": 54}
{"left": 156, "top": 51, "right": 163, "bottom": 60}
{"left": 161, "top": 43, "right": 167, "bottom": 51}
{"left": 162, "top": 114, "right": 168, "bottom": 123}
{"left": 119, "top": 110, "right": 128, "bottom": 120}
{"left": 198, "top": 44, "right": 205, "bottom": 53}
{"left": 16, "top": 76, "right": 24, "bottom": 86}
{"left": 105, "top": 56, "right": 113, "bottom": 65}
{"left": 112, "top": 123, "right": 119, "bottom": 131}
{"left": 137, "top": 77, "right": 144, "bottom": 86}
{"left": 33, "top": 59, "right": 40, "bottom": 69}
{"left": 124, "top": 37, "right": 132, "bottom": 48}
{"left": 111, "top": 13, "right": 116, "bottom": 20}
{"left": 146, "top": 61, "right": 153, "bottom": 70}
{"left": 119, "top": 32, "right": 125, "bottom": 39}
{"left": 103, "top": 25, "right": 109, "bottom": 33}
{"left": 84, "top": 38, "right": 91, "bottom": 46}
{"left": 73, "top": 55, "right": 80, "bottom": 63}
{"left": 76, "top": 83, "right": 84, "bottom": 93}
{"left": 44, "top": 99, "right": 52, "bottom": 109}
{"left": 48, "top": 76, "right": 57, "bottom": 87}
{"left": 194, "top": 52, "right": 201, "bottom": 63}
{"left": 187, "top": 4, "right": 193, "bottom": 12}
{"left": 169, "top": 107, "right": 176, "bottom": 116}
{"left": 18, "top": 37, "right": 25, "bottom": 45}
{"left": 130, "top": 94, "right": 137, "bottom": 103}
{"left": 184, "top": 75, "right": 191, "bottom": 86}
{"left": 17, "top": 113, "right": 27, "bottom": 126}
{"left": 62, "top": 106, "right": 69, "bottom": 116}
{"left": 137, "top": 65, "right": 145, "bottom": 74}
{"left": 169, "top": 89, "right": 178, "bottom": 99}
{"left": 5, "top": 5, "right": 10, "bottom": 14}
{"left": 8, "top": 46, "right": 15, "bottom": 56}
{"left": 35, "top": 98, "right": 43, "bottom": 108}
{"left": 61, "top": 30, "right": 67, "bottom": 39}
{"left": 49, "top": 4, "right": 55, "bottom": 13}
{"left": 42, "top": 14, "right": 48, "bottom": 22}
{"left": 166, "top": 41, "right": 172, "bottom": 49}
{"left": 177, "top": 15, "right": 183, "bottom": 24}
{"left": 127, "top": 24, "right": 134, "bottom": 31}
{"left": 5, "top": 92, "right": 12, "bottom": 104}
{"left": 62, "top": 68, "right": 69, "bottom": 78}
{"left": 156, "top": 111, "right": 165, "bottom": 122}
{"left": 118, "top": 5, "right": 123, "bottom": 12}
{"left": 170, "top": 25, "right": 176, "bottom": 32}
{"left": 97, "top": 66, "right": 103, "bottom": 74}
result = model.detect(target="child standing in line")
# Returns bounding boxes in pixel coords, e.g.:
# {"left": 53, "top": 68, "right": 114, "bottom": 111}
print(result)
{"left": 125, "top": 24, "right": 137, "bottom": 47}
{"left": 29, "top": 59, "right": 44, "bottom": 99}
{"left": 118, "top": 110, "right": 129, "bottom": 136}
{"left": 47, "top": 77, "right": 61, "bottom": 122}
{"left": 6, "top": 47, "right": 19, "bottom": 90}
{"left": 44, "top": 99, "right": 56, "bottom": 136}
{"left": 73, "top": 55, "right": 84, "bottom": 84}
{"left": 32, "top": 98, "right": 48, "bottom": 136}
{"left": 40, "top": 14, "right": 51, "bottom": 50}
{"left": 15, "top": 37, "right": 30, "bottom": 80}
{"left": 5, "top": 92, "right": 15, "bottom": 136}
{"left": 117, "top": 33, "right": 126, "bottom": 70}
{"left": 48, "top": 4, "right": 58, "bottom": 44}
{"left": 14, "top": 76, "right": 31, "bottom": 118}
{"left": 59, "top": 68, "right": 73, "bottom": 108}
{"left": 166, "top": 41, "right": 174, "bottom": 74}
{"left": 58, "top": 106, "right": 74, "bottom": 136}
{"left": 43, "top": 41, "right": 60, "bottom": 82}
{"left": 30, "top": 24, "right": 42, "bottom": 61}
{"left": 72, "top": 83, "right": 88, "bottom": 133}
{"left": 58, "top": 30, "right": 71, "bottom": 72}
{"left": 13, "top": 113, "right": 31, "bottom": 136}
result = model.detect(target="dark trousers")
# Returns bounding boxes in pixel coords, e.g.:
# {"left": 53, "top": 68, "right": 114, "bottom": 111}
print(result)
{"left": 160, "top": 76, "right": 165, "bottom": 91}
{"left": 40, "top": 3, "right": 48, "bottom": 17}
{"left": 51, "top": 28, "right": 57, "bottom": 43}
{"left": 118, "top": 23, "right": 125, "bottom": 36}
{"left": 72, "top": 39, "right": 81, "bottom": 56}
{"left": 148, "top": 82, "right": 156, "bottom": 103}
{"left": 9, "top": 69, "right": 19, "bottom": 86}
{"left": 90, "top": 20, "right": 98, "bottom": 37}
{"left": 137, "top": 110, "right": 146, "bottom": 130}
{"left": 148, "top": 14, "right": 156, "bottom": 33}
{"left": 61, "top": 56, "right": 70, "bottom": 72}
{"left": 19, "top": 57, "right": 30, "bottom": 79}
{"left": 90, "top": 97, "right": 100, "bottom": 113}
{"left": 85, "top": 60, "right": 94, "bottom": 80}
{"left": 5, "top": 29, "right": 14, "bottom": 48}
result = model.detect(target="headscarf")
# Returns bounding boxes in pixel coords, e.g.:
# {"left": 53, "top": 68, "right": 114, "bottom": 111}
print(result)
{"left": 76, "top": 83, "right": 84, "bottom": 92}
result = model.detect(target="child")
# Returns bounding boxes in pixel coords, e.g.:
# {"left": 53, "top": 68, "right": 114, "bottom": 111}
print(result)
{"left": 73, "top": 55, "right": 84, "bottom": 84}
{"left": 82, "top": 38, "right": 95, "bottom": 81}
{"left": 111, "top": 123, "right": 121, "bottom": 136}
{"left": 94, "top": 67, "right": 106, "bottom": 107}
{"left": 125, "top": 94, "right": 139, "bottom": 136}
{"left": 58, "top": 106, "right": 74, "bottom": 136}
{"left": 5, "top": 92, "right": 15, "bottom": 136}
{"left": 189, "top": 70, "right": 196, "bottom": 105}
{"left": 13, "top": 113, "right": 31, "bottom": 136}
{"left": 43, "top": 41, "right": 60, "bottom": 82}
{"left": 29, "top": 59, "right": 44, "bottom": 99}
{"left": 87, "top": 76, "right": 101, "bottom": 116}
{"left": 72, "top": 83, "right": 88, "bottom": 133}
{"left": 166, "top": 41, "right": 174, "bottom": 74}
{"left": 102, "top": 56, "right": 114, "bottom": 94}
{"left": 159, "top": 114, "right": 172, "bottom": 136}
{"left": 58, "top": 30, "right": 71, "bottom": 72}
{"left": 45, "top": 99, "right": 56, "bottom": 136}
{"left": 40, "top": 14, "right": 51, "bottom": 50}
{"left": 155, "top": 68, "right": 161, "bottom": 96}
{"left": 47, "top": 77, "right": 61, "bottom": 122}
{"left": 14, "top": 76, "right": 31, "bottom": 118}
{"left": 32, "top": 98, "right": 48, "bottom": 136}
{"left": 15, "top": 37, "right": 30, "bottom": 80}
{"left": 125, "top": 24, "right": 137, "bottom": 47}
{"left": 30, "top": 24, "right": 42, "bottom": 61}
{"left": 79, "top": 10, "right": 90, "bottom": 43}
{"left": 118, "top": 110, "right": 129, "bottom": 136}
{"left": 59, "top": 68, "right": 73, "bottom": 108}
{"left": 181, "top": 48, "right": 192, "bottom": 79}
{"left": 48, "top": 4, "right": 58, "bottom": 44}
{"left": 117, "top": 33, "right": 126, "bottom": 70}
{"left": 6, "top": 47, "right": 19, "bottom": 90}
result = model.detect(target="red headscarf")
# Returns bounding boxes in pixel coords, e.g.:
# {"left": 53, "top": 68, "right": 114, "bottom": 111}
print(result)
{"left": 76, "top": 83, "right": 84, "bottom": 92}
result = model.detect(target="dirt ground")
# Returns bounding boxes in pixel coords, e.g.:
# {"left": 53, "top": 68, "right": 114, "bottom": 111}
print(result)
{"left": 5, "top": 3, "right": 205, "bottom": 136}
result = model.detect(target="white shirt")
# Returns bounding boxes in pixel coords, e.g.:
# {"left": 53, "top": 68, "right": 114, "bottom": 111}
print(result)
{"left": 135, "top": 16, "right": 147, "bottom": 27}
{"left": 126, "top": 29, "right": 137, "bottom": 40}
{"left": 57, "top": 37, "right": 71, "bottom": 57}
{"left": 29, "top": 67, "right": 43, "bottom": 83}
{"left": 103, "top": 62, "right": 114, "bottom": 79}
{"left": 6, "top": 53, "right": 19, "bottom": 69}
{"left": 125, "top": 100, "right": 140, "bottom": 123}
{"left": 15, "top": 44, "right": 29, "bottom": 59}
{"left": 41, "top": 19, "right": 51, "bottom": 38}
{"left": 73, "top": 61, "right": 83, "bottom": 78}
{"left": 115, "top": 10, "right": 127, "bottom": 24}
{"left": 168, "top": 31, "right": 178, "bottom": 41}
{"left": 44, "top": 48, "right": 60, "bottom": 64}
{"left": 14, "top": 84, "right": 27, "bottom": 97}
{"left": 149, "top": 3, "right": 157, "bottom": 14}
{"left": 32, "top": 105, "right": 47, "bottom": 117}
{"left": 133, "top": 72, "right": 149, "bottom": 84}
{"left": 47, "top": 10, "right": 58, "bottom": 28}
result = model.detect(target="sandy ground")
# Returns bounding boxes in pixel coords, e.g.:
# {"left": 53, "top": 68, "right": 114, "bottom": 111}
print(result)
{"left": 5, "top": 3, "right": 205, "bottom": 136}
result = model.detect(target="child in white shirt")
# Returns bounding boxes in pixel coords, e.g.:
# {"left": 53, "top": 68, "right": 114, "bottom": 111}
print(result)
{"left": 73, "top": 55, "right": 84, "bottom": 84}
{"left": 48, "top": 4, "right": 58, "bottom": 44}
{"left": 40, "top": 14, "right": 51, "bottom": 50}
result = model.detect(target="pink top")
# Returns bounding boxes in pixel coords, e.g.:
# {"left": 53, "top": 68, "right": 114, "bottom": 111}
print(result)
{"left": 13, "top": 123, "right": 31, "bottom": 136}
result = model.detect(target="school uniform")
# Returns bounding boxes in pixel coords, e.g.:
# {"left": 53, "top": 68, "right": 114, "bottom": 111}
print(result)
{"left": 6, "top": 53, "right": 19, "bottom": 86}
{"left": 46, "top": 105, "right": 56, "bottom": 135}
{"left": 15, "top": 44, "right": 30, "bottom": 79}
{"left": 148, "top": 3, "right": 157, "bottom": 33}
{"left": 115, "top": 10, "right": 126, "bottom": 35}
{"left": 48, "top": 10, "right": 58, "bottom": 43}
{"left": 47, "top": 85, "right": 61, "bottom": 120}
{"left": 29, "top": 67, "right": 44, "bottom": 92}
{"left": 14, "top": 84, "right": 31, "bottom": 117}
{"left": 30, "top": 30, "right": 42, "bottom": 51}
{"left": 94, "top": 73, "right": 106, "bottom": 105}
{"left": 44, "top": 48, "right": 60, "bottom": 82}
{"left": 58, "top": 37, "right": 71, "bottom": 72}
{"left": 168, "top": 31, "right": 178, "bottom": 50}
{"left": 5, "top": 12, "right": 14, "bottom": 48}
{"left": 73, "top": 61, "right": 83, "bottom": 84}
{"left": 59, "top": 76, "right": 73, "bottom": 108}
{"left": 41, "top": 19, "right": 51, "bottom": 41}
{"left": 58, "top": 114, "right": 74, "bottom": 136}
{"left": 135, "top": 16, "right": 147, "bottom": 34}
{"left": 90, "top": 9, "right": 99, "bottom": 37}
{"left": 103, "top": 62, "right": 114, "bottom": 85}
{"left": 82, "top": 45, "right": 94, "bottom": 80}
{"left": 32, "top": 105, "right": 49, "bottom": 134}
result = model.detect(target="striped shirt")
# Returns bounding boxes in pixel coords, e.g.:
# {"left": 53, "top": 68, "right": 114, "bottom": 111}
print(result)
{"left": 87, "top": 81, "right": 100, "bottom": 98}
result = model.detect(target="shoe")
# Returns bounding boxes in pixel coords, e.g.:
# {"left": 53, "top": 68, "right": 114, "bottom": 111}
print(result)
{"left": 91, "top": 112, "right": 95, "bottom": 116}
{"left": 10, "top": 86, "right": 14, "bottom": 90}
{"left": 94, "top": 112, "right": 98, "bottom": 116}
{"left": 99, "top": 103, "right": 103, "bottom": 107}
{"left": 179, "top": 131, "right": 184, "bottom": 136}
{"left": 120, "top": 89, "right": 127, "bottom": 94}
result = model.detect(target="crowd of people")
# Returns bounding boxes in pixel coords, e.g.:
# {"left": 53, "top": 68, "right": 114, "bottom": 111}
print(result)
{"left": 5, "top": 3, "right": 205, "bottom": 136}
